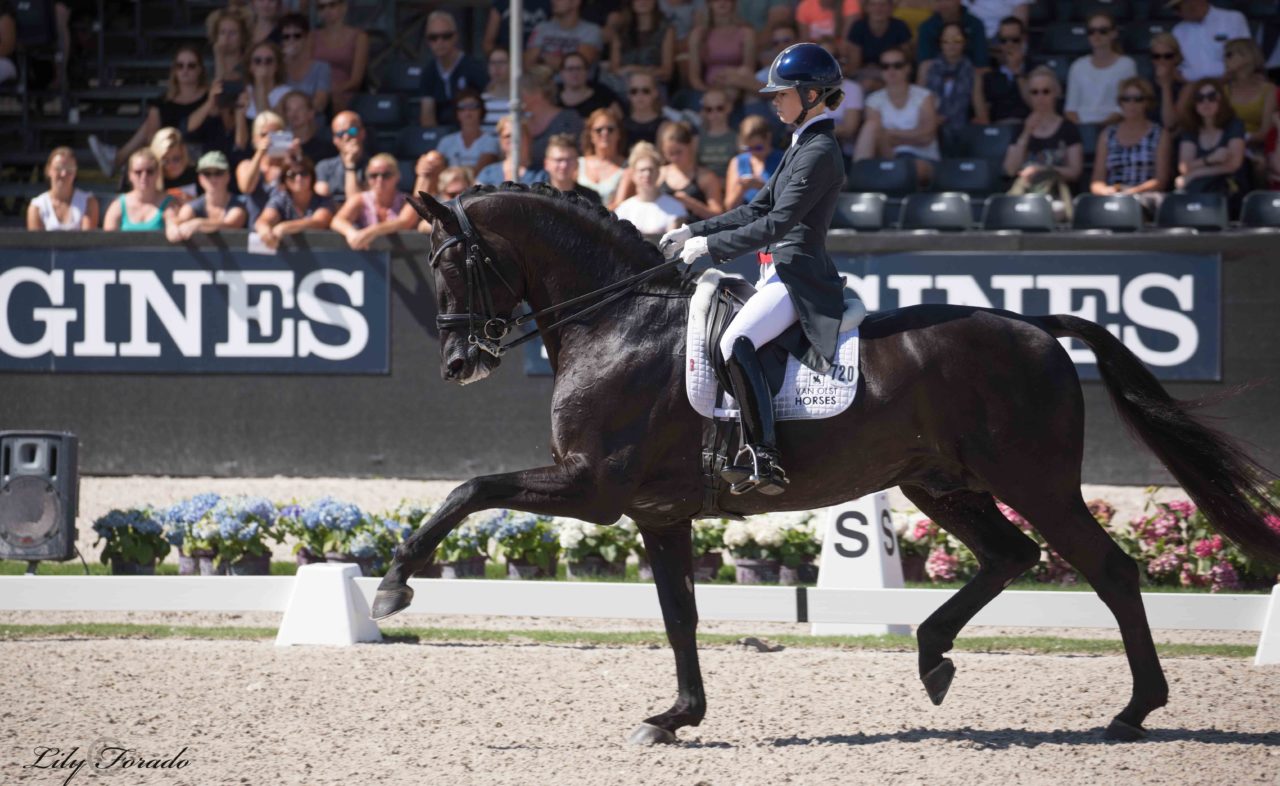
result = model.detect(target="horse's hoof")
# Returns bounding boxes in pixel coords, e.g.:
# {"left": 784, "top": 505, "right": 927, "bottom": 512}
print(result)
{"left": 1104, "top": 718, "right": 1147, "bottom": 742}
{"left": 922, "top": 658, "right": 956, "bottom": 706}
{"left": 371, "top": 585, "right": 414, "bottom": 621}
{"left": 627, "top": 723, "right": 678, "bottom": 746}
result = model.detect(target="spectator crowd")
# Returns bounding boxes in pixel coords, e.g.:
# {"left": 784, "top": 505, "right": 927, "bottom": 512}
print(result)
{"left": 20, "top": 0, "right": 1280, "bottom": 236}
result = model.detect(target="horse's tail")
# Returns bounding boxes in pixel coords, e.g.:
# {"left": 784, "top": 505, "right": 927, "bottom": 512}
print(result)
{"left": 1038, "top": 314, "right": 1280, "bottom": 566}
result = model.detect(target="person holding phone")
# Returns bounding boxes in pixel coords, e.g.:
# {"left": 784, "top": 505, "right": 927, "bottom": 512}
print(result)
{"left": 254, "top": 157, "right": 335, "bottom": 249}
{"left": 723, "top": 115, "right": 782, "bottom": 209}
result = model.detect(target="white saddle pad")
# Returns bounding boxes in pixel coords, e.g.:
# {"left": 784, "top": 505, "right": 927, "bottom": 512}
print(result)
{"left": 685, "top": 269, "right": 861, "bottom": 421}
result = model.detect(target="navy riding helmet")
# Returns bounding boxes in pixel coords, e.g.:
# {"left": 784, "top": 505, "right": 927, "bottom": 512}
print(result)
{"left": 760, "top": 43, "right": 843, "bottom": 120}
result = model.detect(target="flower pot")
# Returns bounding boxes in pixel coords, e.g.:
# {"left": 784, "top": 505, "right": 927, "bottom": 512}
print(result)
{"left": 441, "top": 556, "right": 487, "bottom": 579}
{"left": 109, "top": 558, "right": 157, "bottom": 575}
{"left": 414, "top": 562, "right": 443, "bottom": 578}
{"left": 779, "top": 560, "right": 819, "bottom": 586}
{"left": 638, "top": 552, "right": 722, "bottom": 582}
{"left": 734, "top": 557, "right": 781, "bottom": 585}
{"left": 177, "top": 547, "right": 216, "bottom": 576}
{"left": 565, "top": 555, "right": 627, "bottom": 579}
{"left": 901, "top": 554, "right": 927, "bottom": 583}
{"left": 295, "top": 547, "right": 326, "bottom": 567}
{"left": 325, "top": 551, "right": 376, "bottom": 577}
{"left": 226, "top": 553, "right": 271, "bottom": 576}
{"left": 506, "top": 557, "right": 557, "bottom": 579}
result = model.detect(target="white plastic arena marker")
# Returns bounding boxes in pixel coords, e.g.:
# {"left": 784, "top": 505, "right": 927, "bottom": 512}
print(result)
{"left": 275, "top": 564, "right": 383, "bottom": 647}
{"left": 1255, "top": 584, "right": 1280, "bottom": 666}
{"left": 811, "top": 492, "right": 910, "bottom": 636}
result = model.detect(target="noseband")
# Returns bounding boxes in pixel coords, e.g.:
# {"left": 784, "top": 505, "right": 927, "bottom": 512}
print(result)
{"left": 429, "top": 195, "right": 683, "bottom": 358}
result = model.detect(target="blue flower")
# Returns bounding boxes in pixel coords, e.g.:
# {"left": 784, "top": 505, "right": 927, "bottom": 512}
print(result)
{"left": 302, "top": 497, "right": 364, "bottom": 533}
{"left": 92, "top": 508, "right": 161, "bottom": 539}
{"left": 346, "top": 530, "right": 378, "bottom": 558}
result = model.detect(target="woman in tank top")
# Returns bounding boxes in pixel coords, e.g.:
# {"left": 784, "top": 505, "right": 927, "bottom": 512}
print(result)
{"left": 311, "top": 0, "right": 368, "bottom": 112}
{"left": 103, "top": 149, "right": 179, "bottom": 235}
{"left": 330, "top": 153, "right": 418, "bottom": 250}
{"left": 853, "top": 46, "right": 939, "bottom": 186}
{"left": 689, "top": 0, "right": 754, "bottom": 96}
{"left": 28, "top": 147, "right": 99, "bottom": 231}
{"left": 578, "top": 107, "right": 628, "bottom": 208}
{"left": 654, "top": 120, "right": 723, "bottom": 219}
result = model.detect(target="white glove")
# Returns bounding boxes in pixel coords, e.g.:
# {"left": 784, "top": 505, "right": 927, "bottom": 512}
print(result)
{"left": 678, "top": 235, "right": 709, "bottom": 267}
{"left": 659, "top": 225, "right": 693, "bottom": 257}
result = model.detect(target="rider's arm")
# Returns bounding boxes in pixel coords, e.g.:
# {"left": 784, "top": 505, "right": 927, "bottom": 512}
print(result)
{"left": 704, "top": 142, "right": 839, "bottom": 262}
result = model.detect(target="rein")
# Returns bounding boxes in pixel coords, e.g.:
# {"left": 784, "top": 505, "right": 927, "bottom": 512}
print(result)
{"left": 430, "top": 196, "right": 683, "bottom": 357}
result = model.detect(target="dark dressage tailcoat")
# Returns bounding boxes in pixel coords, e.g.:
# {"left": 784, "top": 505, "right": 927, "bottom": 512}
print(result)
{"left": 688, "top": 118, "right": 847, "bottom": 372}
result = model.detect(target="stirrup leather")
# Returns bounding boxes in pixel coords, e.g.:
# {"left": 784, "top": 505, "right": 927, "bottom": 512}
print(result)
{"left": 722, "top": 444, "right": 789, "bottom": 496}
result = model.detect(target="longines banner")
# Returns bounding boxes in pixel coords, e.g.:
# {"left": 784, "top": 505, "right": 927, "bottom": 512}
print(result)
{"left": 833, "top": 252, "right": 1221, "bottom": 381}
{"left": 0, "top": 248, "right": 389, "bottom": 373}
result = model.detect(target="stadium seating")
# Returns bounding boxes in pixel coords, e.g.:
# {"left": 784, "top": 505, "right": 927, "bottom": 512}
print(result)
{"left": 982, "top": 194, "right": 1056, "bottom": 232}
{"left": 394, "top": 126, "right": 452, "bottom": 159}
{"left": 847, "top": 158, "right": 916, "bottom": 197}
{"left": 380, "top": 58, "right": 426, "bottom": 95}
{"left": 1043, "top": 22, "right": 1091, "bottom": 56}
{"left": 832, "top": 192, "right": 887, "bottom": 231}
{"left": 1157, "top": 193, "right": 1228, "bottom": 232}
{"left": 1071, "top": 194, "right": 1143, "bottom": 232}
{"left": 899, "top": 192, "right": 972, "bottom": 232}
{"left": 933, "top": 158, "right": 1003, "bottom": 197}
{"left": 1124, "top": 21, "right": 1175, "bottom": 54}
{"left": 1239, "top": 191, "right": 1280, "bottom": 229}
{"left": 963, "top": 125, "right": 1018, "bottom": 165}
{"left": 1069, "top": 0, "right": 1131, "bottom": 22}
{"left": 350, "top": 94, "right": 405, "bottom": 129}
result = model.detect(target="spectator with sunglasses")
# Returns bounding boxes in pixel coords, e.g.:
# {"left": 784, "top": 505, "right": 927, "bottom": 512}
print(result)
{"left": 845, "top": 0, "right": 910, "bottom": 72}
{"left": 982, "top": 16, "right": 1031, "bottom": 125}
{"left": 918, "top": 21, "right": 987, "bottom": 155}
{"left": 482, "top": 48, "right": 513, "bottom": 135}
{"left": 1176, "top": 78, "right": 1246, "bottom": 197}
{"left": 242, "top": 41, "right": 292, "bottom": 121}
{"left": 916, "top": 0, "right": 987, "bottom": 71}
{"left": 418, "top": 11, "right": 489, "bottom": 128}
{"left": 558, "top": 51, "right": 622, "bottom": 119}
{"left": 855, "top": 47, "right": 940, "bottom": 187}
{"left": 1090, "top": 76, "right": 1171, "bottom": 217}
{"left": 1222, "top": 39, "right": 1275, "bottom": 154}
{"left": 280, "top": 90, "right": 338, "bottom": 164}
{"left": 723, "top": 114, "right": 782, "bottom": 209}
{"left": 696, "top": 88, "right": 739, "bottom": 181}
{"left": 1065, "top": 11, "right": 1135, "bottom": 127}
{"left": 279, "top": 14, "right": 331, "bottom": 114}
{"left": 315, "top": 111, "right": 369, "bottom": 203}
{"left": 89, "top": 46, "right": 210, "bottom": 178}
{"left": 623, "top": 71, "right": 675, "bottom": 146}
{"left": 171, "top": 151, "right": 249, "bottom": 240}
{"left": 1003, "top": 67, "right": 1082, "bottom": 219}
{"left": 255, "top": 157, "right": 335, "bottom": 249}
{"left": 312, "top": 0, "right": 369, "bottom": 113}
{"left": 437, "top": 89, "right": 502, "bottom": 170}
{"left": 525, "top": 0, "right": 604, "bottom": 70}
{"left": 1149, "top": 33, "right": 1188, "bottom": 132}
{"left": 578, "top": 108, "right": 628, "bottom": 207}
{"left": 104, "top": 150, "right": 180, "bottom": 234}
{"left": 331, "top": 153, "right": 419, "bottom": 250}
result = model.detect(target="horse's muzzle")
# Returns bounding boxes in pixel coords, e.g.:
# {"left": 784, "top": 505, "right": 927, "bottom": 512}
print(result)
{"left": 442, "top": 346, "right": 498, "bottom": 385}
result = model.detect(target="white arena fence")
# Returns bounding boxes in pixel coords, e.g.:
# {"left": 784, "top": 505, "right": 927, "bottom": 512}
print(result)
{"left": 2, "top": 570, "right": 1277, "bottom": 665}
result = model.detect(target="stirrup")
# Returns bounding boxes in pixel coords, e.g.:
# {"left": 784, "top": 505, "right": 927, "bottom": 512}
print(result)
{"left": 724, "top": 444, "right": 789, "bottom": 496}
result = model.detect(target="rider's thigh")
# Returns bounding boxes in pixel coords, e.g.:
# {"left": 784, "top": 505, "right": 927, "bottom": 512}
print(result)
{"left": 718, "top": 278, "right": 799, "bottom": 360}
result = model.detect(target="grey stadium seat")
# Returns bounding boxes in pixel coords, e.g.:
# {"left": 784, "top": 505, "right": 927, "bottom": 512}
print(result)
{"left": 847, "top": 158, "right": 916, "bottom": 197}
{"left": 899, "top": 192, "right": 972, "bottom": 232}
{"left": 832, "top": 192, "right": 887, "bottom": 231}
{"left": 1071, "top": 194, "right": 1143, "bottom": 232}
{"left": 1240, "top": 191, "right": 1280, "bottom": 228}
{"left": 982, "top": 194, "right": 1056, "bottom": 232}
{"left": 1156, "top": 193, "right": 1228, "bottom": 232}
{"left": 933, "top": 158, "right": 1002, "bottom": 197}
{"left": 350, "top": 94, "right": 404, "bottom": 129}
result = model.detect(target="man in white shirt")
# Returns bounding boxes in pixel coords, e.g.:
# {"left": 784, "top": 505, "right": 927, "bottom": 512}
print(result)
{"left": 1171, "top": 0, "right": 1250, "bottom": 81}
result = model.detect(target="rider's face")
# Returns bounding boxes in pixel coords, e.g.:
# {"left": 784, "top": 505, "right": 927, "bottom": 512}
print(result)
{"left": 771, "top": 88, "right": 804, "bottom": 124}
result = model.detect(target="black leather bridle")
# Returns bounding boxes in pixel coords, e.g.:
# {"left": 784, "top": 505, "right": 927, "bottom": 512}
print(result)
{"left": 428, "top": 196, "right": 682, "bottom": 358}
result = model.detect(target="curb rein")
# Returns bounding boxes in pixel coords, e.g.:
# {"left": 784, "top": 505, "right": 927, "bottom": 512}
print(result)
{"left": 429, "top": 196, "right": 682, "bottom": 358}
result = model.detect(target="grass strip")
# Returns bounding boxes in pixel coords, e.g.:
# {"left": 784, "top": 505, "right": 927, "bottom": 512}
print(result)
{"left": 0, "top": 623, "right": 1254, "bottom": 658}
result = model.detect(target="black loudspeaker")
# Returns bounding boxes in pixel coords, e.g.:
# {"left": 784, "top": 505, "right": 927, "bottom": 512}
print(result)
{"left": 0, "top": 431, "right": 79, "bottom": 561}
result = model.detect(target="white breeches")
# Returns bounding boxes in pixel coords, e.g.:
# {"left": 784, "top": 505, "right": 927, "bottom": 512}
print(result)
{"left": 718, "top": 267, "right": 800, "bottom": 360}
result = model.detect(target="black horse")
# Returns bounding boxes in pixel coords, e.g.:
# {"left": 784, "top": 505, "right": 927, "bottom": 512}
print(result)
{"left": 375, "top": 183, "right": 1280, "bottom": 744}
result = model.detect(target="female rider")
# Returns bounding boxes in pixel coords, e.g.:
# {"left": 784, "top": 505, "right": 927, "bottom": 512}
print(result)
{"left": 661, "top": 43, "right": 848, "bottom": 496}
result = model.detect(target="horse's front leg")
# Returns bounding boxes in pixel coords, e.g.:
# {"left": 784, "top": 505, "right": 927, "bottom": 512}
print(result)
{"left": 629, "top": 521, "right": 705, "bottom": 745}
{"left": 372, "top": 463, "right": 619, "bottom": 619}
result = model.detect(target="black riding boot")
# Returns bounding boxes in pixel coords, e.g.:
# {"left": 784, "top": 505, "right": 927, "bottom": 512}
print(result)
{"left": 719, "top": 336, "right": 788, "bottom": 496}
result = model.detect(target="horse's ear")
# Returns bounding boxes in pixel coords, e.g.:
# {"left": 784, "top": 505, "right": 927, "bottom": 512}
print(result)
{"left": 408, "top": 191, "right": 458, "bottom": 233}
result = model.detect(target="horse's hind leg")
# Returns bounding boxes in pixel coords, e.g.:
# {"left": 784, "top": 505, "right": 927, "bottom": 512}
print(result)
{"left": 1002, "top": 491, "right": 1168, "bottom": 740}
{"left": 900, "top": 486, "right": 1042, "bottom": 705}
{"left": 629, "top": 521, "right": 705, "bottom": 745}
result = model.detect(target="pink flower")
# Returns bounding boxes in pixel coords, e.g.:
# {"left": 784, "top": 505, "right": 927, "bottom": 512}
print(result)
{"left": 1209, "top": 561, "right": 1242, "bottom": 592}
{"left": 1179, "top": 562, "right": 1206, "bottom": 588}
{"left": 1166, "top": 500, "right": 1197, "bottom": 519}
{"left": 1147, "top": 551, "right": 1182, "bottom": 580}
{"left": 1192, "top": 536, "right": 1223, "bottom": 558}
{"left": 1086, "top": 499, "right": 1116, "bottom": 525}
{"left": 911, "top": 519, "right": 938, "bottom": 541}
{"left": 1265, "top": 515, "right": 1280, "bottom": 536}
{"left": 925, "top": 547, "right": 959, "bottom": 582}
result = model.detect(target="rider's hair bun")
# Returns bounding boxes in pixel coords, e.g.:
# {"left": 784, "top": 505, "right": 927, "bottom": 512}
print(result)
{"left": 823, "top": 89, "right": 845, "bottom": 111}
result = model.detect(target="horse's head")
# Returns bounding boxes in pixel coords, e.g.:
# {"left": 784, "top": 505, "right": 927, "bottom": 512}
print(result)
{"left": 410, "top": 190, "right": 525, "bottom": 385}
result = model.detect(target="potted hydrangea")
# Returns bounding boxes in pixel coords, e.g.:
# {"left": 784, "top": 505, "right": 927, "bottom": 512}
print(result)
{"left": 558, "top": 516, "right": 637, "bottom": 579}
{"left": 776, "top": 512, "right": 821, "bottom": 585}
{"left": 93, "top": 507, "right": 170, "bottom": 574}
{"left": 280, "top": 497, "right": 365, "bottom": 568}
{"left": 491, "top": 510, "right": 559, "bottom": 579}
{"left": 428, "top": 511, "right": 498, "bottom": 578}
{"left": 722, "top": 516, "right": 785, "bottom": 584}
{"left": 162, "top": 493, "right": 222, "bottom": 575}
{"left": 209, "top": 496, "right": 280, "bottom": 575}
{"left": 896, "top": 517, "right": 938, "bottom": 583}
